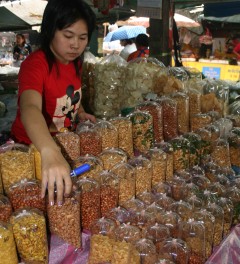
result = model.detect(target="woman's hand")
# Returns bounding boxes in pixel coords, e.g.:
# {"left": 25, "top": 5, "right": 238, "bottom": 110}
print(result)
{"left": 40, "top": 147, "right": 72, "bottom": 206}
{"left": 78, "top": 111, "right": 96, "bottom": 123}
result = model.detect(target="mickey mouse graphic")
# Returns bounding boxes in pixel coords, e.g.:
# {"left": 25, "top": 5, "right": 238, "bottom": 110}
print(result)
{"left": 62, "top": 85, "right": 80, "bottom": 129}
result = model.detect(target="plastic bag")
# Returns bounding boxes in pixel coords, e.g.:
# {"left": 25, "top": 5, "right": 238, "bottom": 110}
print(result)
{"left": 94, "top": 54, "right": 127, "bottom": 118}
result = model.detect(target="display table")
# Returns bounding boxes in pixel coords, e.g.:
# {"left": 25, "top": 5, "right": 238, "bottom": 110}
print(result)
{"left": 49, "top": 231, "right": 91, "bottom": 264}
{"left": 182, "top": 59, "right": 240, "bottom": 81}
{"left": 48, "top": 225, "right": 240, "bottom": 264}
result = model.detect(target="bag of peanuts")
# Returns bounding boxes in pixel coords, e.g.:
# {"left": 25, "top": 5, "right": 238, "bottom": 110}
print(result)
{"left": 154, "top": 97, "right": 178, "bottom": 142}
{"left": 76, "top": 126, "right": 102, "bottom": 156}
{"left": 99, "top": 147, "right": 128, "bottom": 171}
{"left": 0, "top": 143, "right": 35, "bottom": 194}
{"left": 111, "top": 162, "right": 136, "bottom": 206}
{"left": 29, "top": 144, "right": 42, "bottom": 181}
{"left": 8, "top": 178, "right": 46, "bottom": 213}
{"left": 75, "top": 177, "right": 101, "bottom": 230}
{"left": 0, "top": 221, "right": 18, "bottom": 264}
{"left": 54, "top": 131, "right": 80, "bottom": 165}
{"left": 47, "top": 194, "right": 81, "bottom": 248}
{"left": 110, "top": 115, "right": 134, "bottom": 157}
{"left": 134, "top": 238, "right": 157, "bottom": 264}
{"left": 135, "top": 100, "right": 163, "bottom": 143}
{"left": 99, "top": 170, "right": 119, "bottom": 217}
{"left": 72, "top": 154, "right": 103, "bottom": 182}
{"left": 10, "top": 208, "right": 48, "bottom": 264}
{"left": 95, "top": 119, "right": 118, "bottom": 150}
{"left": 0, "top": 194, "right": 12, "bottom": 222}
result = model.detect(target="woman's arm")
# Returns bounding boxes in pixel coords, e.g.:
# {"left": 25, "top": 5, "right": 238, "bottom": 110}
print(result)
{"left": 78, "top": 103, "right": 96, "bottom": 123}
{"left": 20, "top": 89, "right": 72, "bottom": 206}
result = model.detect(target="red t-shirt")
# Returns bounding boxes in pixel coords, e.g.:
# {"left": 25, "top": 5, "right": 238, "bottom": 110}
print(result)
{"left": 11, "top": 50, "right": 82, "bottom": 144}
{"left": 127, "top": 47, "right": 149, "bottom": 62}
{"left": 234, "top": 43, "right": 240, "bottom": 53}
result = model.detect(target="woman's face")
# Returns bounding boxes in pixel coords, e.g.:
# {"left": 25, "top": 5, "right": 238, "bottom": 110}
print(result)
{"left": 50, "top": 19, "right": 88, "bottom": 64}
{"left": 16, "top": 35, "right": 24, "bottom": 46}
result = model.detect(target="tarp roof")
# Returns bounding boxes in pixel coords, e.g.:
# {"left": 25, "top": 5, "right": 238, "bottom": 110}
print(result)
{"left": 0, "top": 0, "right": 46, "bottom": 31}
{"left": 174, "top": 0, "right": 240, "bottom": 8}
{"left": 0, "top": 0, "right": 135, "bottom": 32}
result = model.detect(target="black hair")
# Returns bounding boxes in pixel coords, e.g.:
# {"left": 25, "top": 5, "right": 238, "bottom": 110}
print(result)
{"left": 122, "top": 38, "right": 135, "bottom": 45}
{"left": 40, "top": 0, "right": 96, "bottom": 76}
{"left": 135, "top": 34, "right": 149, "bottom": 47}
{"left": 16, "top": 33, "right": 26, "bottom": 46}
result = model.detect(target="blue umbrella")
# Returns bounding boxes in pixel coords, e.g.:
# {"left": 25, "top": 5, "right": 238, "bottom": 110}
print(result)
{"left": 104, "top": 25, "right": 147, "bottom": 42}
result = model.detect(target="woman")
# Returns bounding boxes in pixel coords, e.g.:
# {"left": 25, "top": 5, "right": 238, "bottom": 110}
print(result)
{"left": 127, "top": 34, "right": 149, "bottom": 62}
{"left": 119, "top": 38, "right": 136, "bottom": 61}
{"left": 13, "top": 33, "right": 32, "bottom": 61}
{"left": 11, "top": 0, "right": 96, "bottom": 206}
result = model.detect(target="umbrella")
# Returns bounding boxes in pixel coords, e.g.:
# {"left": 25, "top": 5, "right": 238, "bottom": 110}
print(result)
{"left": 104, "top": 25, "right": 147, "bottom": 42}
{"left": 115, "top": 14, "right": 200, "bottom": 29}
{"left": 174, "top": 13, "right": 200, "bottom": 28}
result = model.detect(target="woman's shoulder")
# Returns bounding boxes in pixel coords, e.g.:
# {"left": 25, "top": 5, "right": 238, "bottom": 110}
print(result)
{"left": 22, "top": 50, "right": 47, "bottom": 66}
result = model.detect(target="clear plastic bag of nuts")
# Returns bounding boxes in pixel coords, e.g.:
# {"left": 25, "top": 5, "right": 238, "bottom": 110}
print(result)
{"left": 148, "top": 147, "right": 167, "bottom": 187}
{"left": 128, "top": 155, "right": 152, "bottom": 196}
{"left": 194, "top": 209, "right": 215, "bottom": 260}
{"left": 0, "top": 194, "right": 12, "bottom": 222}
{"left": 110, "top": 115, "right": 134, "bottom": 157}
{"left": 0, "top": 221, "right": 18, "bottom": 264}
{"left": 105, "top": 206, "right": 131, "bottom": 226}
{"left": 95, "top": 119, "right": 118, "bottom": 150}
{"left": 90, "top": 217, "right": 116, "bottom": 237}
{"left": 170, "top": 200, "right": 193, "bottom": 222}
{"left": 211, "top": 138, "right": 231, "bottom": 168}
{"left": 99, "top": 147, "right": 128, "bottom": 171}
{"left": 169, "top": 137, "right": 190, "bottom": 172}
{"left": 187, "top": 88, "right": 202, "bottom": 118}
{"left": 228, "top": 131, "right": 240, "bottom": 167}
{"left": 87, "top": 234, "right": 114, "bottom": 264}
{"left": 127, "top": 110, "right": 154, "bottom": 155}
{"left": 72, "top": 154, "right": 103, "bottom": 182}
{"left": 154, "top": 142, "right": 174, "bottom": 182}
{"left": 47, "top": 193, "right": 81, "bottom": 248}
{"left": 8, "top": 178, "right": 46, "bottom": 213}
{"left": 10, "top": 208, "right": 48, "bottom": 263}
{"left": 206, "top": 203, "right": 224, "bottom": 248}
{"left": 158, "top": 238, "right": 189, "bottom": 264}
{"left": 143, "top": 223, "right": 170, "bottom": 254}
{"left": 190, "top": 113, "right": 212, "bottom": 132}
{"left": 130, "top": 209, "right": 155, "bottom": 232}
{"left": 155, "top": 193, "right": 175, "bottom": 211}
{"left": 182, "top": 132, "right": 202, "bottom": 167}
{"left": 75, "top": 177, "right": 100, "bottom": 230}
{"left": 171, "top": 92, "right": 190, "bottom": 135}
{"left": 157, "top": 210, "right": 182, "bottom": 238}
{"left": 137, "top": 191, "right": 156, "bottom": 206}
{"left": 135, "top": 100, "right": 163, "bottom": 143}
{"left": 145, "top": 202, "right": 165, "bottom": 223}
{"left": 0, "top": 170, "right": 3, "bottom": 194}
{"left": 76, "top": 126, "right": 102, "bottom": 156}
{"left": 29, "top": 144, "right": 42, "bottom": 181}
{"left": 0, "top": 143, "right": 35, "bottom": 194}
{"left": 99, "top": 170, "right": 119, "bottom": 217}
{"left": 170, "top": 177, "right": 188, "bottom": 201}
{"left": 154, "top": 96, "right": 178, "bottom": 142}
{"left": 111, "top": 162, "right": 136, "bottom": 206}
{"left": 134, "top": 238, "right": 157, "bottom": 264}
{"left": 54, "top": 131, "right": 80, "bottom": 165}
{"left": 178, "top": 219, "right": 205, "bottom": 264}
{"left": 217, "top": 197, "right": 234, "bottom": 238}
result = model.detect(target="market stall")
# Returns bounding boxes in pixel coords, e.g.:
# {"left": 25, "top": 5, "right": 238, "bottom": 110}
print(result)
{"left": 1, "top": 52, "right": 240, "bottom": 264}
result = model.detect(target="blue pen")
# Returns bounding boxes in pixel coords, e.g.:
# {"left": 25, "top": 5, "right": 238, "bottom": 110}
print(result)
{"left": 70, "top": 163, "right": 91, "bottom": 177}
